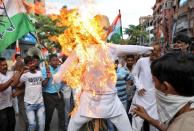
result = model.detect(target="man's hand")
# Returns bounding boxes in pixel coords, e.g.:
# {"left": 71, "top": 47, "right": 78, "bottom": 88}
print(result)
{"left": 10, "top": 71, "right": 23, "bottom": 88}
{"left": 132, "top": 104, "right": 167, "bottom": 131}
{"left": 138, "top": 88, "right": 146, "bottom": 96}
{"left": 132, "top": 104, "right": 151, "bottom": 121}
{"left": 11, "top": 71, "right": 21, "bottom": 82}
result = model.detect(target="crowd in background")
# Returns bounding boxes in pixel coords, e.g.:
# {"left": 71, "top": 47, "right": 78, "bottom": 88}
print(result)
{"left": 1, "top": 32, "right": 194, "bottom": 131}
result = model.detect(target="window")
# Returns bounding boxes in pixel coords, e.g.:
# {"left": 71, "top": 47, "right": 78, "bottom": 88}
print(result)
{"left": 163, "top": 1, "right": 173, "bottom": 9}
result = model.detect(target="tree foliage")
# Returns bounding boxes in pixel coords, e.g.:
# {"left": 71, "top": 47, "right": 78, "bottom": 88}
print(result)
{"left": 124, "top": 24, "right": 148, "bottom": 45}
{"left": 31, "top": 14, "right": 67, "bottom": 51}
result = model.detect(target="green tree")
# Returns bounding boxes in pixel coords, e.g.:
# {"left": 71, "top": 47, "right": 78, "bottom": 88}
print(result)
{"left": 31, "top": 14, "right": 67, "bottom": 52}
{"left": 124, "top": 24, "right": 148, "bottom": 45}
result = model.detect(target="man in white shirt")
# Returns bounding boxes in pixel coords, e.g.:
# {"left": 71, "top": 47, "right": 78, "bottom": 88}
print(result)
{"left": 129, "top": 44, "right": 161, "bottom": 131}
{"left": 0, "top": 57, "right": 22, "bottom": 131}
{"left": 20, "top": 56, "right": 45, "bottom": 131}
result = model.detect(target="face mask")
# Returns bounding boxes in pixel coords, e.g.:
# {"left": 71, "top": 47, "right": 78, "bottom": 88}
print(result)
{"left": 155, "top": 89, "right": 194, "bottom": 125}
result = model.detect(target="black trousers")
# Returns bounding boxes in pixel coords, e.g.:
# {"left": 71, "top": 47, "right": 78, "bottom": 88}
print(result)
{"left": 18, "top": 94, "right": 28, "bottom": 131}
{"left": 43, "top": 92, "right": 65, "bottom": 131}
{"left": 0, "top": 106, "right": 16, "bottom": 131}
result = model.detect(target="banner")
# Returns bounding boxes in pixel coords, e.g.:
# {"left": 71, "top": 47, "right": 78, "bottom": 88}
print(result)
{"left": 0, "top": 0, "right": 35, "bottom": 52}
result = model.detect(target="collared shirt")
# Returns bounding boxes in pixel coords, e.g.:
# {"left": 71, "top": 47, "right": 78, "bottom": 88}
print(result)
{"left": 124, "top": 66, "right": 136, "bottom": 101}
{"left": 0, "top": 71, "right": 14, "bottom": 110}
{"left": 42, "top": 66, "right": 62, "bottom": 93}
{"left": 116, "top": 67, "right": 133, "bottom": 103}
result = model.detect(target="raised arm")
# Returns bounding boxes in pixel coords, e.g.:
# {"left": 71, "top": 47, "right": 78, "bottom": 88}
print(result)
{"left": 0, "top": 77, "right": 13, "bottom": 91}
{"left": 107, "top": 43, "right": 153, "bottom": 57}
{"left": 53, "top": 51, "right": 78, "bottom": 83}
{"left": 0, "top": 71, "right": 22, "bottom": 91}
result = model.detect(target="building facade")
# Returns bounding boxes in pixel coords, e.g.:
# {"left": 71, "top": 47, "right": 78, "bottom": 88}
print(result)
{"left": 139, "top": 15, "right": 154, "bottom": 45}
{"left": 153, "top": 0, "right": 194, "bottom": 45}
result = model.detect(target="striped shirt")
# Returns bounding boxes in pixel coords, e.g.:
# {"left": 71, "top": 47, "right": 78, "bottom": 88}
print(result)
{"left": 116, "top": 67, "right": 133, "bottom": 104}
{"left": 124, "top": 66, "right": 136, "bottom": 101}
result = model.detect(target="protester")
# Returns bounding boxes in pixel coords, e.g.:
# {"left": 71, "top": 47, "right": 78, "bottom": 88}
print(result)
{"left": 115, "top": 59, "right": 133, "bottom": 110}
{"left": 15, "top": 54, "right": 23, "bottom": 62}
{"left": 171, "top": 34, "right": 192, "bottom": 52}
{"left": 132, "top": 52, "right": 194, "bottom": 131}
{"left": 19, "top": 56, "right": 45, "bottom": 131}
{"left": 54, "top": 14, "right": 153, "bottom": 131}
{"left": 0, "top": 57, "right": 22, "bottom": 131}
{"left": 12, "top": 61, "right": 28, "bottom": 131}
{"left": 42, "top": 54, "right": 65, "bottom": 131}
{"left": 107, "top": 59, "right": 134, "bottom": 131}
{"left": 12, "top": 54, "right": 23, "bottom": 114}
{"left": 11, "top": 54, "right": 23, "bottom": 70}
{"left": 129, "top": 44, "right": 161, "bottom": 131}
{"left": 125, "top": 55, "right": 136, "bottom": 122}
{"left": 33, "top": 55, "right": 41, "bottom": 70}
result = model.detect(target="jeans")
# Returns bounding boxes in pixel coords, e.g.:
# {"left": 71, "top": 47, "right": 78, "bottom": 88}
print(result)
{"left": 107, "top": 119, "right": 116, "bottom": 131}
{"left": 0, "top": 106, "right": 15, "bottom": 131}
{"left": 18, "top": 94, "right": 28, "bottom": 131}
{"left": 25, "top": 102, "right": 45, "bottom": 131}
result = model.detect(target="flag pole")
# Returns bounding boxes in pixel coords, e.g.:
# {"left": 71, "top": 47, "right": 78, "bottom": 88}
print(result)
{"left": 15, "top": 40, "right": 20, "bottom": 54}
{"left": 119, "top": 9, "right": 123, "bottom": 41}
{"left": 0, "top": 0, "right": 15, "bottom": 30}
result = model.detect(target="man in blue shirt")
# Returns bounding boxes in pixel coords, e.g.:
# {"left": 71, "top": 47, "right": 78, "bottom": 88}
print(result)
{"left": 42, "top": 54, "right": 65, "bottom": 131}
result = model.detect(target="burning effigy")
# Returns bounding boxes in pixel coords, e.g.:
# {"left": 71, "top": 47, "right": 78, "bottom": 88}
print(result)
{"left": 53, "top": 6, "right": 152, "bottom": 131}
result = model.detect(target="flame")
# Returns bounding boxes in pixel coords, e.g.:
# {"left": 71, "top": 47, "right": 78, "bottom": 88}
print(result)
{"left": 22, "top": 0, "right": 45, "bottom": 14}
{"left": 56, "top": 6, "right": 116, "bottom": 115}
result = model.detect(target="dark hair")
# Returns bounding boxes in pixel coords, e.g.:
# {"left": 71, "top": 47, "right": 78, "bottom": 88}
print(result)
{"left": 0, "top": 57, "right": 6, "bottom": 62}
{"left": 151, "top": 52, "right": 194, "bottom": 96}
{"left": 33, "top": 55, "right": 40, "bottom": 60}
{"left": 115, "top": 59, "right": 119, "bottom": 64}
{"left": 49, "top": 54, "right": 57, "bottom": 60}
{"left": 173, "top": 34, "right": 192, "bottom": 45}
{"left": 126, "top": 55, "right": 135, "bottom": 59}
{"left": 15, "top": 54, "right": 21, "bottom": 59}
{"left": 24, "top": 56, "right": 33, "bottom": 65}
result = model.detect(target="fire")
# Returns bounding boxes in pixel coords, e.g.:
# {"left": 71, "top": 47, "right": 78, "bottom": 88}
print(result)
{"left": 55, "top": 7, "right": 116, "bottom": 113}
{"left": 22, "top": 0, "right": 45, "bottom": 14}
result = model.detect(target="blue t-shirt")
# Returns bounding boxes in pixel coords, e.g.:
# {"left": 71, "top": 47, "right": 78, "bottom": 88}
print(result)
{"left": 41, "top": 65, "right": 63, "bottom": 93}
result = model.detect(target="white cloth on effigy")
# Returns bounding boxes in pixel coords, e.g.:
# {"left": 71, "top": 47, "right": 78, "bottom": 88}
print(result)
{"left": 54, "top": 43, "right": 153, "bottom": 131}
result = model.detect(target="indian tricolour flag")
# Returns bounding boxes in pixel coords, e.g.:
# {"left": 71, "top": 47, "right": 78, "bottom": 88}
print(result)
{"left": 107, "top": 9, "right": 123, "bottom": 42}
{"left": 0, "top": 0, "right": 35, "bottom": 53}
